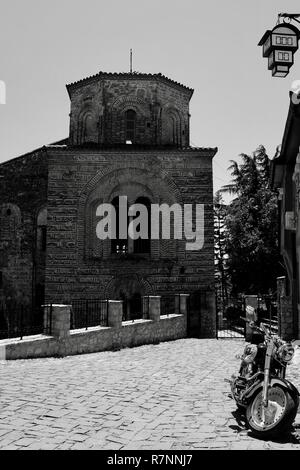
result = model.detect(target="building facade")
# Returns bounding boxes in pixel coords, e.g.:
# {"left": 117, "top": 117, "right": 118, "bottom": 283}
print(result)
{"left": 0, "top": 72, "right": 217, "bottom": 338}
{"left": 272, "top": 88, "right": 300, "bottom": 340}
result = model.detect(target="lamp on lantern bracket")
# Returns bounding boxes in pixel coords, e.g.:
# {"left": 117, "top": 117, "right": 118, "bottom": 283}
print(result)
{"left": 258, "top": 13, "right": 300, "bottom": 77}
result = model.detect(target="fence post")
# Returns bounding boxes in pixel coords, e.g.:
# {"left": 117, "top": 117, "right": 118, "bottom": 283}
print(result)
{"left": 148, "top": 296, "right": 161, "bottom": 322}
{"left": 108, "top": 300, "right": 123, "bottom": 328}
{"left": 43, "top": 304, "right": 71, "bottom": 339}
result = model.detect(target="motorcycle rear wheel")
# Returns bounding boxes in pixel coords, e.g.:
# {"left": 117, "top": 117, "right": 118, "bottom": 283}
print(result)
{"left": 245, "top": 385, "right": 297, "bottom": 438}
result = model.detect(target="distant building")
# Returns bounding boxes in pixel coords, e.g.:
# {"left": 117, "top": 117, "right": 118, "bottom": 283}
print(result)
{"left": 0, "top": 71, "right": 217, "bottom": 338}
{"left": 271, "top": 89, "right": 300, "bottom": 339}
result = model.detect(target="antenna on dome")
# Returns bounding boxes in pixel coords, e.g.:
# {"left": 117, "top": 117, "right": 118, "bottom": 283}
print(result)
{"left": 130, "top": 49, "right": 133, "bottom": 73}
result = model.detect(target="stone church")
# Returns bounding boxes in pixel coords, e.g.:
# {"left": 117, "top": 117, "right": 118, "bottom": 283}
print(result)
{"left": 0, "top": 71, "right": 217, "bottom": 338}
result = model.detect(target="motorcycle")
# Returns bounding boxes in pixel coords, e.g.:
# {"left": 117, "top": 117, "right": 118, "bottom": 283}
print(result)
{"left": 228, "top": 319, "right": 299, "bottom": 438}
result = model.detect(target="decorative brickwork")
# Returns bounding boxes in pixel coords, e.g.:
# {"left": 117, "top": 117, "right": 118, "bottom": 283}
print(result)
{"left": 68, "top": 74, "right": 192, "bottom": 147}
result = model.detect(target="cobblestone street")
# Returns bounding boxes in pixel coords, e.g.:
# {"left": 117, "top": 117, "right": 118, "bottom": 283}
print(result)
{"left": 0, "top": 338, "right": 299, "bottom": 450}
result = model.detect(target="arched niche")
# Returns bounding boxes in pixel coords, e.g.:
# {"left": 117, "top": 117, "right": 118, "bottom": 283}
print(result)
{"left": 0, "top": 203, "right": 21, "bottom": 252}
{"left": 161, "top": 106, "right": 182, "bottom": 146}
{"left": 78, "top": 165, "right": 184, "bottom": 262}
{"left": 77, "top": 109, "right": 98, "bottom": 144}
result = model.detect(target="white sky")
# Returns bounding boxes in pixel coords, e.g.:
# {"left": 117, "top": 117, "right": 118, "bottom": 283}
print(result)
{"left": 0, "top": 0, "right": 300, "bottom": 202}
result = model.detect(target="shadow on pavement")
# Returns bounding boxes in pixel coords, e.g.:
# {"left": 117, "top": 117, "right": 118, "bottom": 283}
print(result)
{"left": 229, "top": 409, "right": 247, "bottom": 433}
{"left": 229, "top": 408, "right": 300, "bottom": 444}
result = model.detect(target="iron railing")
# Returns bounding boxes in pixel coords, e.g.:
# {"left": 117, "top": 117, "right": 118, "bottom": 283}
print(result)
{"left": 121, "top": 294, "right": 144, "bottom": 322}
{"left": 70, "top": 299, "right": 109, "bottom": 330}
{"left": 43, "top": 304, "right": 53, "bottom": 336}
{"left": 0, "top": 304, "right": 44, "bottom": 340}
{"left": 160, "top": 294, "right": 176, "bottom": 317}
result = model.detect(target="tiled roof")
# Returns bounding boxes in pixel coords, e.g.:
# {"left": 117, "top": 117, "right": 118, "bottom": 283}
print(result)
{"left": 66, "top": 71, "right": 194, "bottom": 97}
{"left": 0, "top": 138, "right": 68, "bottom": 167}
{"left": 46, "top": 143, "right": 217, "bottom": 154}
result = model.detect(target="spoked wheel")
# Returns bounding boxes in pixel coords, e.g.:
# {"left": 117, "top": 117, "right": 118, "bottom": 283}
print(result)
{"left": 246, "top": 386, "right": 297, "bottom": 438}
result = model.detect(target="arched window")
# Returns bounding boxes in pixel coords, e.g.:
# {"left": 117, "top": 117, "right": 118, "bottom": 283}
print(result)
{"left": 133, "top": 197, "right": 151, "bottom": 254}
{"left": 83, "top": 114, "right": 94, "bottom": 143}
{"left": 125, "top": 109, "right": 136, "bottom": 143}
{"left": 161, "top": 109, "right": 180, "bottom": 146}
{"left": 111, "top": 197, "right": 128, "bottom": 254}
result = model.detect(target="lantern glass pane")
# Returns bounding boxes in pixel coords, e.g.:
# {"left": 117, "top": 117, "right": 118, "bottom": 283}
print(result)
{"left": 272, "top": 65, "right": 289, "bottom": 77}
{"left": 273, "top": 34, "right": 297, "bottom": 48}
{"left": 275, "top": 50, "right": 293, "bottom": 63}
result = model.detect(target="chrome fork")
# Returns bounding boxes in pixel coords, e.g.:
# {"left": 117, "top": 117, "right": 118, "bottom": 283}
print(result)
{"left": 262, "top": 341, "right": 274, "bottom": 408}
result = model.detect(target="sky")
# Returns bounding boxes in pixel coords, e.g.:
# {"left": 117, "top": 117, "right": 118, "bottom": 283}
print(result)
{"left": 0, "top": 0, "right": 300, "bottom": 202}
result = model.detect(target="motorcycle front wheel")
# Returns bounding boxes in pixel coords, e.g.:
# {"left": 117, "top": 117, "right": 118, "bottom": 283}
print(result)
{"left": 245, "top": 385, "right": 298, "bottom": 438}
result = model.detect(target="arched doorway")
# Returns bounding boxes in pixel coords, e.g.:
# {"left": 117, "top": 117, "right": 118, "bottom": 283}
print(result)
{"left": 106, "top": 275, "right": 151, "bottom": 321}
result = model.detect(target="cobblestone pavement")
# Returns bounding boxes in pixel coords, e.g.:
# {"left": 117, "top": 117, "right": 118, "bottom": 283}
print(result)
{"left": 0, "top": 338, "right": 300, "bottom": 450}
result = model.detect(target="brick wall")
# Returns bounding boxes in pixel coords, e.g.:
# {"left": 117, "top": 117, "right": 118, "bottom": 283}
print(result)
{"left": 0, "top": 150, "right": 48, "bottom": 314}
{"left": 0, "top": 72, "right": 217, "bottom": 340}
{"left": 68, "top": 75, "right": 192, "bottom": 147}
{"left": 44, "top": 147, "right": 216, "bottom": 337}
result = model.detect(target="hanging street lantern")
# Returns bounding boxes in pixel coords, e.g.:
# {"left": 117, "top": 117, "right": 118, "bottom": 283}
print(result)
{"left": 258, "top": 14, "right": 300, "bottom": 77}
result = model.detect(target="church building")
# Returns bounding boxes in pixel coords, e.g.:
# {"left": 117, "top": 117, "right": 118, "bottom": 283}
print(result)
{"left": 0, "top": 71, "right": 217, "bottom": 338}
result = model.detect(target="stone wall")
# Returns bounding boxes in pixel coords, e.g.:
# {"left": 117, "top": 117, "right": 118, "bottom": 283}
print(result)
{"left": 0, "top": 299, "right": 188, "bottom": 360}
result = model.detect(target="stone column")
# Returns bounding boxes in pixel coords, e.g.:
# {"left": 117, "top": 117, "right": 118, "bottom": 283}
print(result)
{"left": 43, "top": 304, "right": 71, "bottom": 339}
{"left": 108, "top": 300, "right": 123, "bottom": 328}
{"left": 148, "top": 296, "right": 161, "bottom": 322}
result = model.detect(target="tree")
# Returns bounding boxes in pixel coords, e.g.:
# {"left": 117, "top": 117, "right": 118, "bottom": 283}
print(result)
{"left": 221, "top": 145, "right": 284, "bottom": 296}
{"left": 214, "top": 191, "right": 231, "bottom": 312}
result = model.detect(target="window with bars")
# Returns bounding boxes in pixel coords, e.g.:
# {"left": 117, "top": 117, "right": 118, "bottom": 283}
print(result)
{"left": 111, "top": 197, "right": 128, "bottom": 254}
{"left": 125, "top": 109, "right": 136, "bottom": 143}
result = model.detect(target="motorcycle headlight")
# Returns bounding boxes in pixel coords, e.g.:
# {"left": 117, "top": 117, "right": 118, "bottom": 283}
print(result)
{"left": 277, "top": 343, "right": 295, "bottom": 363}
{"left": 242, "top": 344, "right": 258, "bottom": 364}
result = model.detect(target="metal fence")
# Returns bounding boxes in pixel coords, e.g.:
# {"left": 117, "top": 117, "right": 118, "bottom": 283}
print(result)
{"left": 257, "top": 295, "right": 278, "bottom": 334}
{"left": 216, "top": 297, "right": 246, "bottom": 339}
{"left": 122, "top": 294, "right": 144, "bottom": 322}
{"left": 0, "top": 304, "right": 44, "bottom": 340}
{"left": 160, "top": 294, "right": 176, "bottom": 316}
{"left": 43, "top": 304, "right": 53, "bottom": 336}
{"left": 216, "top": 294, "right": 279, "bottom": 339}
{"left": 70, "top": 299, "right": 109, "bottom": 330}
